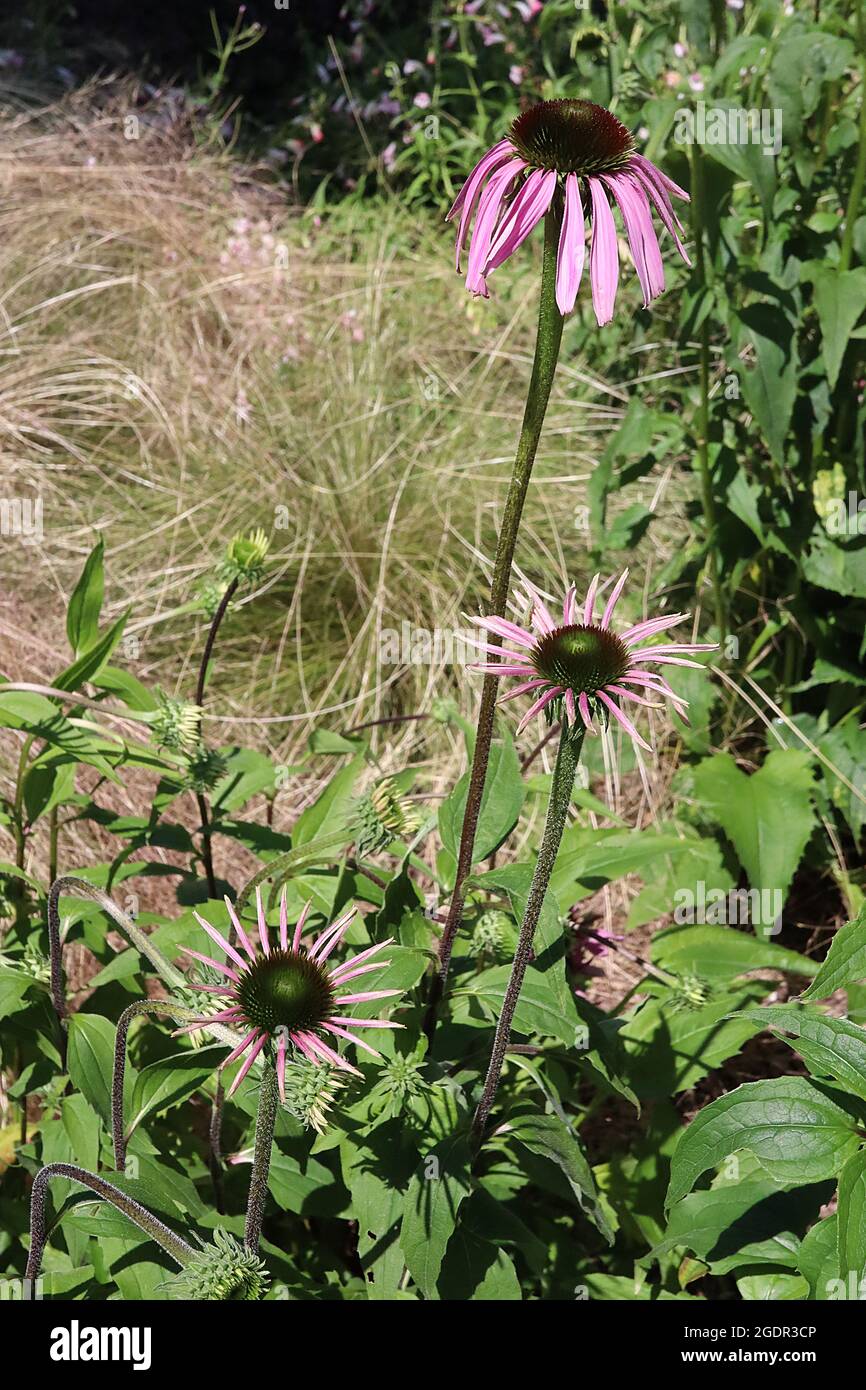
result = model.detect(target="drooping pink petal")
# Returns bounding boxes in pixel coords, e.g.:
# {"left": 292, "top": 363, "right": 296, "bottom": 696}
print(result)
{"left": 555, "top": 171, "right": 586, "bottom": 314}
{"left": 255, "top": 888, "right": 270, "bottom": 957}
{"left": 578, "top": 692, "right": 597, "bottom": 733}
{"left": 186, "top": 982, "right": 236, "bottom": 996}
{"left": 300, "top": 1031, "right": 363, "bottom": 1077}
{"left": 484, "top": 167, "right": 557, "bottom": 275}
{"left": 468, "top": 661, "right": 537, "bottom": 677}
{"left": 633, "top": 654, "right": 707, "bottom": 669}
{"left": 222, "top": 1027, "right": 261, "bottom": 1069}
{"left": 588, "top": 177, "right": 619, "bottom": 326}
{"left": 605, "top": 683, "right": 664, "bottom": 708}
{"left": 596, "top": 689, "right": 652, "bottom": 753}
{"left": 583, "top": 573, "right": 600, "bottom": 625}
{"left": 562, "top": 581, "right": 577, "bottom": 625}
{"left": 193, "top": 913, "right": 247, "bottom": 971}
{"left": 520, "top": 583, "right": 556, "bottom": 636}
{"left": 328, "top": 960, "right": 392, "bottom": 986}
{"left": 448, "top": 139, "right": 515, "bottom": 270}
{"left": 602, "top": 173, "right": 665, "bottom": 307}
{"left": 631, "top": 152, "right": 689, "bottom": 207}
{"left": 180, "top": 946, "right": 239, "bottom": 982}
{"left": 172, "top": 1009, "right": 244, "bottom": 1035}
{"left": 629, "top": 158, "right": 691, "bottom": 264}
{"left": 627, "top": 642, "right": 716, "bottom": 656}
{"left": 565, "top": 688, "right": 577, "bottom": 725}
{"left": 496, "top": 678, "right": 547, "bottom": 704}
{"left": 276, "top": 1032, "right": 287, "bottom": 1102}
{"left": 516, "top": 684, "right": 563, "bottom": 734}
{"left": 465, "top": 157, "right": 527, "bottom": 296}
{"left": 224, "top": 896, "right": 257, "bottom": 963}
{"left": 312, "top": 908, "right": 356, "bottom": 964}
{"left": 600, "top": 569, "right": 629, "bottom": 629}
{"left": 465, "top": 636, "right": 538, "bottom": 662}
{"left": 290, "top": 1031, "right": 320, "bottom": 1064}
{"left": 322, "top": 1021, "right": 384, "bottom": 1059}
{"left": 328, "top": 1017, "right": 404, "bottom": 1028}
{"left": 227, "top": 1031, "right": 268, "bottom": 1097}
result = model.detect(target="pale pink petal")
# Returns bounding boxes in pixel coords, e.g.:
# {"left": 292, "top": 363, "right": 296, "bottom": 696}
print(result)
{"left": 223, "top": 896, "right": 257, "bottom": 963}
{"left": 596, "top": 689, "right": 652, "bottom": 753}
{"left": 562, "top": 581, "right": 577, "bottom": 625}
{"left": 173, "top": 1010, "right": 243, "bottom": 1035}
{"left": 565, "top": 689, "right": 577, "bottom": 724}
{"left": 629, "top": 159, "right": 691, "bottom": 264}
{"left": 555, "top": 172, "right": 586, "bottom": 314}
{"left": 312, "top": 908, "right": 356, "bottom": 964}
{"left": 329, "top": 961, "right": 392, "bottom": 986}
{"left": 193, "top": 913, "right": 247, "bottom": 971}
{"left": 180, "top": 946, "right": 239, "bottom": 982}
{"left": 279, "top": 888, "right": 288, "bottom": 951}
{"left": 464, "top": 636, "right": 538, "bottom": 661}
{"left": 471, "top": 615, "right": 536, "bottom": 648}
{"left": 485, "top": 167, "right": 557, "bottom": 274}
{"left": 588, "top": 177, "right": 619, "bottom": 326}
{"left": 602, "top": 172, "right": 665, "bottom": 307}
{"left": 605, "top": 683, "right": 664, "bottom": 708}
{"left": 627, "top": 642, "right": 716, "bottom": 656}
{"left": 465, "top": 157, "right": 527, "bottom": 296}
{"left": 301, "top": 1031, "right": 363, "bottom": 1077}
{"left": 583, "top": 573, "right": 600, "bottom": 625}
{"left": 328, "top": 1017, "right": 404, "bottom": 1028}
{"left": 186, "top": 983, "right": 236, "bottom": 996}
{"left": 221, "top": 1027, "right": 261, "bottom": 1068}
{"left": 631, "top": 153, "right": 690, "bottom": 208}
{"left": 227, "top": 1032, "right": 268, "bottom": 1097}
{"left": 255, "top": 888, "right": 270, "bottom": 956}
{"left": 622, "top": 613, "right": 688, "bottom": 644}
{"left": 600, "top": 569, "right": 629, "bottom": 629}
{"left": 292, "top": 900, "right": 311, "bottom": 953}
{"left": 448, "top": 139, "right": 514, "bottom": 270}
{"left": 329, "top": 938, "right": 394, "bottom": 980}
{"left": 516, "top": 685, "right": 562, "bottom": 734}
{"left": 333, "top": 989, "right": 402, "bottom": 1004}
{"left": 468, "top": 662, "right": 537, "bottom": 677}
{"left": 578, "top": 691, "right": 597, "bottom": 733}
{"left": 496, "top": 678, "right": 547, "bottom": 704}
{"left": 322, "top": 1021, "right": 384, "bottom": 1059}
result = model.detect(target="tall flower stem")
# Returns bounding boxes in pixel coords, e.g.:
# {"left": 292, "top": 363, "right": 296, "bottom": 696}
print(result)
{"left": 472, "top": 722, "right": 583, "bottom": 1141}
{"left": 244, "top": 1060, "right": 278, "bottom": 1254}
{"left": 195, "top": 576, "right": 239, "bottom": 898}
{"left": 25, "top": 1163, "right": 194, "bottom": 1290}
{"left": 111, "top": 999, "right": 198, "bottom": 1172}
{"left": 426, "top": 206, "right": 564, "bottom": 1033}
{"left": 688, "top": 139, "right": 726, "bottom": 644}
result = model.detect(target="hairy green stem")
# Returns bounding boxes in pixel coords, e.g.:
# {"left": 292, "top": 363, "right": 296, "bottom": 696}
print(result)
{"left": 427, "top": 206, "right": 565, "bottom": 1034}
{"left": 195, "top": 576, "right": 239, "bottom": 898}
{"left": 244, "top": 1061, "right": 279, "bottom": 1254}
{"left": 688, "top": 140, "right": 726, "bottom": 643}
{"left": 235, "top": 828, "right": 353, "bottom": 914}
{"left": 112, "top": 999, "right": 199, "bottom": 1171}
{"left": 472, "top": 723, "right": 583, "bottom": 1140}
{"left": 209, "top": 1076, "right": 226, "bottom": 1213}
{"left": 25, "top": 1162, "right": 194, "bottom": 1290}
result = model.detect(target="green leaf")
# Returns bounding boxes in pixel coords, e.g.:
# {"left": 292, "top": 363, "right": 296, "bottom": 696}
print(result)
{"left": 667, "top": 1077, "right": 863, "bottom": 1208}
{"left": 291, "top": 755, "right": 365, "bottom": 847}
{"left": 457, "top": 964, "right": 580, "bottom": 1047}
{"left": 802, "top": 904, "right": 866, "bottom": 1001}
{"left": 652, "top": 924, "right": 817, "bottom": 985}
{"left": 53, "top": 610, "right": 129, "bottom": 694}
{"left": 620, "top": 986, "right": 767, "bottom": 1100}
{"left": 691, "top": 750, "right": 815, "bottom": 908}
{"left": 802, "top": 533, "right": 866, "bottom": 599}
{"left": 837, "top": 1149, "right": 866, "bottom": 1289}
{"left": 0, "top": 966, "right": 39, "bottom": 1020}
{"left": 66, "top": 537, "right": 105, "bottom": 654}
{"left": 810, "top": 266, "right": 866, "bottom": 390}
{"left": 439, "top": 735, "right": 524, "bottom": 869}
{"left": 128, "top": 1047, "right": 224, "bottom": 1136}
{"left": 645, "top": 1177, "right": 829, "bottom": 1271}
{"left": 399, "top": 1116, "right": 473, "bottom": 1298}
{"left": 66, "top": 1013, "right": 117, "bottom": 1125}
{"left": 502, "top": 1110, "right": 612, "bottom": 1243}
{"left": 437, "top": 1230, "right": 521, "bottom": 1300}
{"left": 797, "top": 1215, "right": 839, "bottom": 1299}
{"left": 732, "top": 1002, "right": 866, "bottom": 1104}
{"left": 734, "top": 304, "right": 796, "bottom": 463}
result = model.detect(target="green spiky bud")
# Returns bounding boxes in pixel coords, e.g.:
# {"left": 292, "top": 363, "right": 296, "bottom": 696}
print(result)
{"left": 470, "top": 909, "right": 511, "bottom": 961}
{"left": 196, "top": 576, "right": 232, "bottom": 620}
{"left": 353, "top": 778, "right": 421, "bottom": 855}
{"left": 219, "top": 527, "right": 270, "bottom": 586}
{"left": 281, "top": 1058, "right": 345, "bottom": 1133}
{"left": 368, "top": 1041, "right": 429, "bottom": 1120}
{"left": 165, "top": 1230, "right": 269, "bottom": 1301}
{"left": 150, "top": 692, "right": 202, "bottom": 754}
{"left": 670, "top": 972, "right": 712, "bottom": 1012}
{"left": 182, "top": 746, "right": 228, "bottom": 793}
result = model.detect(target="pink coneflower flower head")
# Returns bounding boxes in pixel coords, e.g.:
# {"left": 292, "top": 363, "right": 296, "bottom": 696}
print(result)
{"left": 447, "top": 98, "right": 691, "bottom": 322}
{"left": 177, "top": 890, "right": 403, "bottom": 1100}
{"left": 467, "top": 570, "right": 716, "bottom": 752}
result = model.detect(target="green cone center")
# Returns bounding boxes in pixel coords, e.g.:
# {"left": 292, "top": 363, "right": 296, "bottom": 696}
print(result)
{"left": 531, "top": 623, "right": 630, "bottom": 694}
{"left": 235, "top": 950, "right": 334, "bottom": 1035}
{"left": 508, "top": 99, "right": 635, "bottom": 176}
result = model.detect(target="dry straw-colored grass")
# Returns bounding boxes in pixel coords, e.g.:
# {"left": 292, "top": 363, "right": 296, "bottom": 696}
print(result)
{"left": 0, "top": 80, "right": 691, "bottom": 852}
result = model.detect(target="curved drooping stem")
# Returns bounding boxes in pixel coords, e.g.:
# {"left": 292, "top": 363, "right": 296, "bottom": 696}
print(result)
{"left": 25, "top": 1162, "right": 194, "bottom": 1291}
{"left": 472, "top": 722, "right": 583, "bottom": 1140}
{"left": 426, "top": 207, "right": 565, "bottom": 1033}
{"left": 244, "top": 1060, "right": 279, "bottom": 1254}
{"left": 48, "top": 876, "right": 187, "bottom": 1063}
{"left": 112, "top": 999, "right": 200, "bottom": 1172}
{"left": 194, "top": 576, "right": 239, "bottom": 899}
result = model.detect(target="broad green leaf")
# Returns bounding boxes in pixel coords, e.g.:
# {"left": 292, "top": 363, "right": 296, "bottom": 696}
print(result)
{"left": 399, "top": 1117, "right": 472, "bottom": 1298}
{"left": 736, "top": 1271, "right": 809, "bottom": 1300}
{"left": 128, "top": 1047, "right": 224, "bottom": 1136}
{"left": 439, "top": 735, "right": 524, "bottom": 869}
{"left": 53, "top": 609, "right": 129, "bottom": 694}
{"left": 644, "top": 1177, "right": 828, "bottom": 1270}
{"left": 457, "top": 963, "right": 580, "bottom": 1047}
{"left": 803, "top": 905, "right": 866, "bottom": 1001}
{"left": 692, "top": 750, "right": 815, "bottom": 906}
{"left": 502, "top": 1110, "right": 612, "bottom": 1243}
{"left": 735, "top": 304, "right": 795, "bottom": 463}
{"left": 652, "top": 924, "right": 817, "bottom": 984}
{"left": 341, "top": 1136, "right": 406, "bottom": 1300}
{"left": 667, "top": 1077, "right": 863, "bottom": 1208}
{"left": 61, "top": 1093, "right": 101, "bottom": 1171}
{"left": 620, "top": 986, "right": 766, "bottom": 1100}
{"left": 837, "top": 1149, "right": 866, "bottom": 1289}
{"left": 0, "top": 966, "right": 38, "bottom": 1021}
{"left": 732, "top": 1002, "right": 866, "bottom": 1103}
{"left": 66, "top": 1013, "right": 117, "bottom": 1125}
{"left": 797, "top": 1215, "right": 839, "bottom": 1300}
{"left": 810, "top": 266, "right": 866, "bottom": 390}
{"left": 802, "top": 533, "right": 866, "bottom": 599}
{"left": 438, "top": 1230, "right": 521, "bottom": 1300}
{"left": 291, "top": 755, "right": 365, "bottom": 847}
{"left": 66, "top": 537, "right": 104, "bottom": 654}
